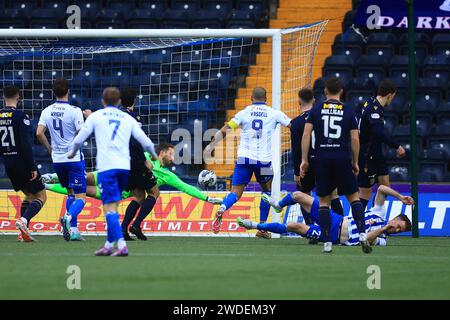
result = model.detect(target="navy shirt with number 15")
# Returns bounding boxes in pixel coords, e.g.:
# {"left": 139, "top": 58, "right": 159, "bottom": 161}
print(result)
{"left": 306, "top": 99, "right": 358, "bottom": 159}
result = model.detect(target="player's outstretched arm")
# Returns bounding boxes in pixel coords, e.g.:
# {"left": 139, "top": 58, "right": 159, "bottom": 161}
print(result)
{"left": 374, "top": 185, "right": 414, "bottom": 208}
{"left": 165, "top": 170, "right": 213, "bottom": 202}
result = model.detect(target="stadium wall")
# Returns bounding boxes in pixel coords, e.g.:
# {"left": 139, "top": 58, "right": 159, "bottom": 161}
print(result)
{"left": 0, "top": 185, "right": 449, "bottom": 236}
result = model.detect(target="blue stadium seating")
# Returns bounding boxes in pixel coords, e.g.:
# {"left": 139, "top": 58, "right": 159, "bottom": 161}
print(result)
{"left": 171, "top": 0, "right": 201, "bottom": 11}
{"left": 432, "top": 33, "right": 450, "bottom": 56}
{"left": 106, "top": 0, "right": 136, "bottom": 11}
{"left": 226, "top": 10, "right": 256, "bottom": 29}
{"left": 399, "top": 33, "right": 430, "bottom": 63}
{"left": 204, "top": 0, "right": 232, "bottom": 16}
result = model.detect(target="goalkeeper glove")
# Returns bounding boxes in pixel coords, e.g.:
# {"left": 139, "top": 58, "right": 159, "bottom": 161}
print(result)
{"left": 207, "top": 197, "right": 223, "bottom": 205}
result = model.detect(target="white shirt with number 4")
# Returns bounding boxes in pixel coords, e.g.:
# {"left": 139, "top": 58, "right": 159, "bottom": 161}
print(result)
{"left": 38, "top": 101, "right": 84, "bottom": 163}
{"left": 230, "top": 103, "right": 291, "bottom": 162}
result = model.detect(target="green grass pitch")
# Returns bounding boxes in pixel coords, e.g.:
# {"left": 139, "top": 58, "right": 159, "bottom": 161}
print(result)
{"left": 0, "top": 235, "right": 449, "bottom": 300}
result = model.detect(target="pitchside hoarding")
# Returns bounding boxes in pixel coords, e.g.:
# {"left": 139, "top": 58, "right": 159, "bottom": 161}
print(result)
{"left": 0, "top": 187, "right": 449, "bottom": 236}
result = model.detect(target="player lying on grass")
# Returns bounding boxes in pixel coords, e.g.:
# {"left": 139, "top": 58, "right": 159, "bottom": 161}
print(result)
{"left": 238, "top": 185, "right": 413, "bottom": 247}
{"left": 44, "top": 147, "right": 222, "bottom": 236}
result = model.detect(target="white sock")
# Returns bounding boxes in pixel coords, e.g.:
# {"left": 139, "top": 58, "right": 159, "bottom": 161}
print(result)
{"left": 71, "top": 227, "right": 79, "bottom": 233}
{"left": 20, "top": 217, "right": 28, "bottom": 225}
{"left": 117, "top": 238, "right": 127, "bottom": 250}
{"left": 104, "top": 241, "right": 114, "bottom": 249}
{"left": 251, "top": 221, "right": 258, "bottom": 229}
{"left": 65, "top": 213, "right": 72, "bottom": 222}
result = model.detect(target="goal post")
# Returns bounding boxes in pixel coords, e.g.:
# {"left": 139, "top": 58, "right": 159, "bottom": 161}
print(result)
{"left": 0, "top": 23, "right": 328, "bottom": 237}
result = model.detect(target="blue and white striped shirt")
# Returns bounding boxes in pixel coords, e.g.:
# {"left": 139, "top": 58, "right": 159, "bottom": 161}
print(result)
{"left": 345, "top": 205, "right": 388, "bottom": 246}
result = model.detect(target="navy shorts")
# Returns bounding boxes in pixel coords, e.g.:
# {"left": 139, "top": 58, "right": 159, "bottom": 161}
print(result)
{"left": 358, "top": 156, "right": 389, "bottom": 188}
{"left": 306, "top": 198, "right": 344, "bottom": 244}
{"left": 297, "top": 158, "right": 316, "bottom": 193}
{"left": 98, "top": 169, "right": 130, "bottom": 205}
{"left": 231, "top": 157, "right": 273, "bottom": 186}
{"left": 5, "top": 165, "right": 45, "bottom": 194}
{"left": 126, "top": 167, "right": 157, "bottom": 191}
{"left": 53, "top": 161, "right": 86, "bottom": 194}
{"left": 314, "top": 157, "right": 358, "bottom": 197}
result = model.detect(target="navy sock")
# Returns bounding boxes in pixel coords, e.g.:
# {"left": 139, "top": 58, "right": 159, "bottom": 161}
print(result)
{"left": 132, "top": 196, "right": 156, "bottom": 229}
{"left": 318, "top": 206, "right": 331, "bottom": 242}
{"left": 331, "top": 198, "right": 343, "bottom": 216}
{"left": 257, "top": 222, "right": 288, "bottom": 234}
{"left": 122, "top": 200, "right": 140, "bottom": 232}
{"left": 259, "top": 192, "right": 271, "bottom": 223}
{"left": 360, "top": 198, "right": 369, "bottom": 211}
{"left": 278, "top": 193, "right": 297, "bottom": 208}
{"left": 222, "top": 192, "right": 238, "bottom": 210}
{"left": 22, "top": 199, "right": 43, "bottom": 225}
{"left": 20, "top": 200, "right": 30, "bottom": 216}
{"left": 68, "top": 199, "right": 85, "bottom": 227}
{"left": 351, "top": 200, "right": 366, "bottom": 234}
{"left": 301, "top": 206, "right": 313, "bottom": 225}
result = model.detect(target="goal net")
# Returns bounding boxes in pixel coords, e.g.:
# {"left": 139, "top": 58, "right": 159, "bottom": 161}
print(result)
{"left": 0, "top": 24, "right": 327, "bottom": 237}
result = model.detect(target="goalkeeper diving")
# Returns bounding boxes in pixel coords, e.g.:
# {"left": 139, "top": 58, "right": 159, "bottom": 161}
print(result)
{"left": 44, "top": 143, "right": 223, "bottom": 237}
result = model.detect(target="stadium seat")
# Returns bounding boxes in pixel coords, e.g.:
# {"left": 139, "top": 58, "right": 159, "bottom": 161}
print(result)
{"left": 137, "top": 0, "right": 167, "bottom": 12}
{"left": 383, "top": 114, "right": 398, "bottom": 134}
{"left": 346, "top": 90, "right": 372, "bottom": 109}
{"left": 348, "top": 74, "right": 381, "bottom": 90}
{"left": 389, "top": 55, "right": 420, "bottom": 79}
{"left": 127, "top": 9, "right": 161, "bottom": 29}
{"left": 332, "top": 43, "right": 362, "bottom": 61}
{"left": 355, "top": 55, "right": 387, "bottom": 82}
{"left": 403, "top": 116, "right": 432, "bottom": 138}
{"left": 432, "top": 33, "right": 450, "bottom": 56}
{"left": 366, "top": 33, "right": 398, "bottom": 63}
{"left": 30, "top": 9, "right": 62, "bottom": 29}
{"left": 399, "top": 33, "right": 430, "bottom": 63}
{"left": 420, "top": 163, "right": 447, "bottom": 182}
{"left": 41, "top": 0, "right": 70, "bottom": 11}
{"left": 420, "top": 148, "right": 448, "bottom": 161}
{"left": 106, "top": 0, "right": 136, "bottom": 11}
{"left": 95, "top": 9, "right": 127, "bottom": 28}
{"left": 322, "top": 56, "right": 354, "bottom": 84}
{"left": 0, "top": 9, "right": 31, "bottom": 29}
{"left": 190, "top": 10, "right": 224, "bottom": 28}
{"left": 236, "top": 0, "right": 268, "bottom": 20}
{"left": 204, "top": 0, "right": 232, "bottom": 16}
{"left": 226, "top": 10, "right": 256, "bottom": 29}
{"left": 6, "top": 0, "right": 38, "bottom": 12}
{"left": 436, "top": 101, "right": 450, "bottom": 119}
{"left": 428, "top": 140, "right": 450, "bottom": 160}
{"left": 74, "top": 0, "right": 103, "bottom": 20}
{"left": 171, "top": 0, "right": 201, "bottom": 11}
{"left": 430, "top": 124, "right": 450, "bottom": 139}
{"left": 423, "top": 55, "right": 450, "bottom": 86}
{"left": 160, "top": 9, "right": 190, "bottom": 28}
